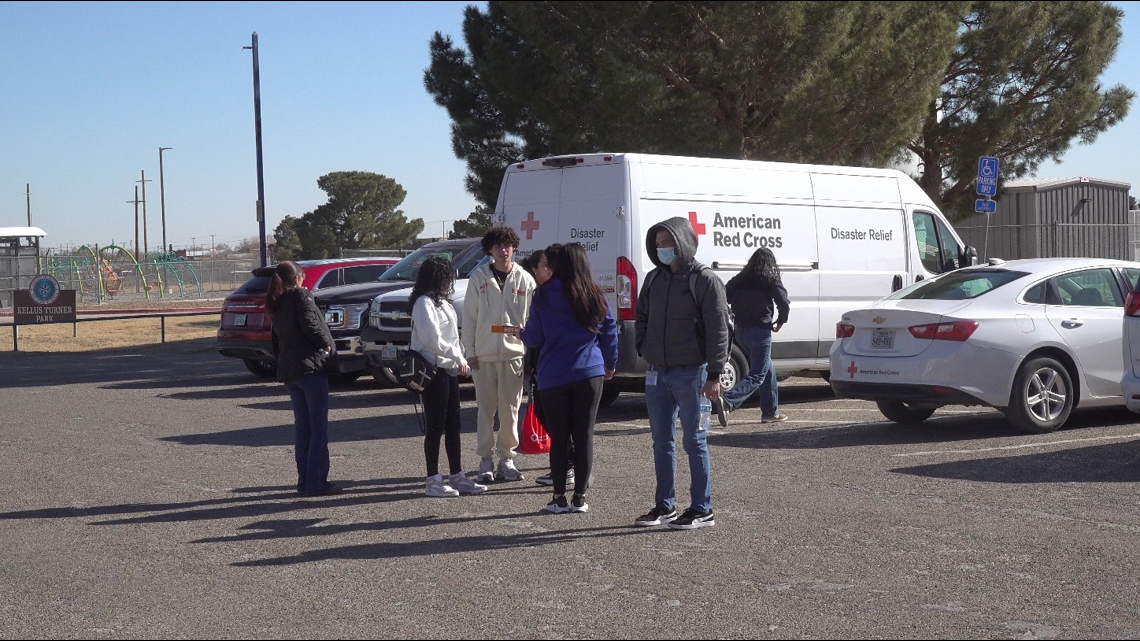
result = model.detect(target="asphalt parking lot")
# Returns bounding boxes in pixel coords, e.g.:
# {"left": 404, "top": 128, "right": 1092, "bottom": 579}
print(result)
{"left": 1, "top": 345, "right": 1138, "bottom": 639}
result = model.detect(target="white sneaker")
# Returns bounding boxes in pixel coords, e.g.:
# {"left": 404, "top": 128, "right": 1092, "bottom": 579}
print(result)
{"left": 449, "top": 472, "right": 487, "bottom": 495}
{"left": 476, "top": 458, "right": 495, "bottom": 483}
{"left": 425, "top": 474, "right": 459, "bottom": 498}
{"left": 497, "top": 457, "right": 523, "bottom": 482}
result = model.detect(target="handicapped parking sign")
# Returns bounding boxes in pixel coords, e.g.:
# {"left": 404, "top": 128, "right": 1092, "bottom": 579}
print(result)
{"left": 976, "top": 156, "right": 999, "bottom": 197}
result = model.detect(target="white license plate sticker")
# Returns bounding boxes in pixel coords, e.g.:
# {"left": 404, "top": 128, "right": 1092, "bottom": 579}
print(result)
{"left": 381, "top": 345, "right": 397, "bottom": 361}
{"left": 233, "top": 314, "right": 246, "bottom": 327}
{"left": 870, "top": 329, "right": 896, "bottom": 349}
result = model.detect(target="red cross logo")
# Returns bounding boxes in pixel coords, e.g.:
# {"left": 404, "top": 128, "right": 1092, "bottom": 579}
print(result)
{"left": 847, "top": 361, "right": 858, "bottom": 379}
{"left": 688, "top": 211, "right": 705, "bottom": 235}
{"left": 521, "top": 211, "right": 540, "bottom": 240}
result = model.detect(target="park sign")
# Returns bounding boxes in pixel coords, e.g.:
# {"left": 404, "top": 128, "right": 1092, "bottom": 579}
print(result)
{"left": 13, "top": 274, "right": 76, "bottom": 324}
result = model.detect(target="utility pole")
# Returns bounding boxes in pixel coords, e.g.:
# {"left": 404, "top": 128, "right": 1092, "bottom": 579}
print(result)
{"left": 159, "top": 147, "right": 172, "bottom": 254}
{"left": 128, "top": 187, "right": 141, "bottom": 258}
{"left": 210, "top": 234, "right": 216, "bottom": 255}
{"left": 244, "top": 32, "right": 268, "bottom": 267}
{"left": 137, "top": 171, "right": 152, "bottom": 257}
{"left": 25, "top": 184, "right": 31, "bottom": 226}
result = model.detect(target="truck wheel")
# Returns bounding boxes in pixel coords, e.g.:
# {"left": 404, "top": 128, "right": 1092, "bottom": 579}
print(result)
{"left": 243, "top": 358, "right": 277, "bottom": 378}
{"left": 598, "top": 383, "right": 621, "bottom": 407}
{"left": 329, "top": 372, "right": 362, "bottom": 385}
{"left": 877, "top": 401, "right": 936, "bottom": 424}
{"left": 1005, "top": 356, "right": 1072, "bottom": 433}
{"left": 373, "top": 365, "right": 401, "bottom": 388}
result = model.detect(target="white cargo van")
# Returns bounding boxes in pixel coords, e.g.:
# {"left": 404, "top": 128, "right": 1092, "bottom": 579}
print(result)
{"left": 495, "top": 153, "right": 976, "bottom": 395}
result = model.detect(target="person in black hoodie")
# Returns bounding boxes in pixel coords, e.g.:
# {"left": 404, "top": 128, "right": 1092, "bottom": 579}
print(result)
{"left": 633, "top": 217, "right": 730, "bottom": 530}
{"left": 722, "top": 247, "right": 791, "bottom": 421}
{"left": 266, "top": 260, "right": 340, "bottom": 497}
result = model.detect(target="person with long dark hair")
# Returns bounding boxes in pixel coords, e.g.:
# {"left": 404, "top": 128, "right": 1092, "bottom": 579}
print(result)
{"left": 523, "top": 246, "right": 575, "bottom": 489}
{"left": 722, "top": 247, "right": 790, "bottom": 421}
{"left": 519, "top": 243, "right": 618, "bottom": 513}
{"left": 410, "top": 256, "right": 487, "bottom": 497}
{"left": 265, "top": 260, "right": 341, "bottom": 496}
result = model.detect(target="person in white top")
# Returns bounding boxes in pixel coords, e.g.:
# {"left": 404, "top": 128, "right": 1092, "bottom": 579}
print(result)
{"left": 410, "top": 256, "right": 486, "bottom": 498}
{"left": 463, "top": 227, "right": 536, "bottom": 483}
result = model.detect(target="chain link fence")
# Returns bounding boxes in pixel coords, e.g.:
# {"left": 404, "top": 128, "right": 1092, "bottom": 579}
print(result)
{"left": 2, "top": 255, "right": 260, "bottom": 307}
{"left": 955, "top": 218, "right": 1140, "bottom": 263}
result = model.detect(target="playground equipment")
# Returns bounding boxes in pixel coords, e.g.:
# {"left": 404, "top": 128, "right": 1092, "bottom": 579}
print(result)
{"left": 44, "top": 245, "right": 203, "bottom": 303}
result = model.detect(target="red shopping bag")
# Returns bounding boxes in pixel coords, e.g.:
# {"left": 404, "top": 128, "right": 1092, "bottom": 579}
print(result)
{"left": 518, "top": 402, "right": 551, "bottom": 455}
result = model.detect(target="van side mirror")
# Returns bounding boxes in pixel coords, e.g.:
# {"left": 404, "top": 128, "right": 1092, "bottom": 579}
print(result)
{"left": 962, "top": 246, "right": 978, "bottom": 267}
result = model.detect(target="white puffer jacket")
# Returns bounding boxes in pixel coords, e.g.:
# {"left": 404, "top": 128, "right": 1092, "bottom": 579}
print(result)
{"left": 411, "top": 296, "right": 467, "bottom": 376}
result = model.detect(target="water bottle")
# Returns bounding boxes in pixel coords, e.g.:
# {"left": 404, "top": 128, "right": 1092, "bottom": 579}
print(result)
{"left": 699, "top": 396, "right": 712, "bottom": 432}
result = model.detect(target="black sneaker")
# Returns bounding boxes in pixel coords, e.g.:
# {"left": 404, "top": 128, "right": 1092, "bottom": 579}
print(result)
{"left": 634, "top": 505, "right": 677, "bottom": 526}
{"left": 570, "top": 493, "right": 589, "bottom": 513}
{"left": 535, "top": 469, "right": 575, "bottom": 487}
{"left": 545, "top": 494, "right": 570, "bottom": 514}
{"left": 300, "top": 483, "right": 342, "bottom": 497}
{"left": 667, "top": 508, "right": 715, "bottom": 530}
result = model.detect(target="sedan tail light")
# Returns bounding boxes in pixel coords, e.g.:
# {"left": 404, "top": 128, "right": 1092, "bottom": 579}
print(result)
{"left": 908, "top": 320, "right": 979, "bottom": 342}
{"left": 836, "top": 322, "right": 855, "bottom": 338}
{"left": 1125, "top": 292, "right": 1140, "bottom": 316}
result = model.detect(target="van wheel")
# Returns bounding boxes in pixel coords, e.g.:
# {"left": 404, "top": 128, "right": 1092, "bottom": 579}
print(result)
{"left": 819, "top": 371, "right": 831, "bottom": 383}
{"left": 1005, "top": 356, "right": 1072, "bottom": 433}
{"left": 243, "top": 358, "right": 277, "bottom": 378}
{"left": 599, "top": 383, "right": 621, "bottom": 407}
{"left": 877, "top": 401, "right": 936, "bottom": 424}
{"left": 719, "top": 345, "right": 749, "bottom": 395}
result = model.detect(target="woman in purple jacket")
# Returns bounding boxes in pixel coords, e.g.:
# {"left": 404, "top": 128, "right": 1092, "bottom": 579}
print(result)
{"left": 519, "top": 242, "right": 618, "bottom": 514}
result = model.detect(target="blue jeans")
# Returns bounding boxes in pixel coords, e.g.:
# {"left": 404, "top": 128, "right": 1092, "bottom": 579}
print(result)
{"left": 725, "top": 325, "right": 777, "bottom": 415}
{"left": 283, "top": 372, "right": 331, "bottom": 494}
{"left": 645, "top": 364, "right": 712, "bottom": 513}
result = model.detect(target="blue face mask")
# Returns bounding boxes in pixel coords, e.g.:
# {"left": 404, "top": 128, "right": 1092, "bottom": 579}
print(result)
{"left": 657, "top": 247, "right": 677, "bottom": 265}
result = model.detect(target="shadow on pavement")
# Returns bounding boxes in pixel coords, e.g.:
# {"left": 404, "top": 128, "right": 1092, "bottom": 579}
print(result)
{"left": 228, "top": 522, "right": 662, "bottom": 567}
{"left": 892, "top": 437, "right": 1140, "bottom": 483}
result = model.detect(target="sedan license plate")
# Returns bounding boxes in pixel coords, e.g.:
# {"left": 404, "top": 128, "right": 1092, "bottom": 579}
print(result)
{"left": 870, "top": 329, "right": 896, "bottom": 349}
{"left": 233, "top": 313, "right": 246, "bottom": 327}
{"left": 381, "top": 345, "right": 397, "bottom": 361}
{"left": 325, "top": 309, "right": 344, "bottom": 327}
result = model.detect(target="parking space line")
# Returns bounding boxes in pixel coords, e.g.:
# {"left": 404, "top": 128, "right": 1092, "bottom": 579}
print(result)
{"left": 893, "top": 433, "right": 1140, "bottom": 457}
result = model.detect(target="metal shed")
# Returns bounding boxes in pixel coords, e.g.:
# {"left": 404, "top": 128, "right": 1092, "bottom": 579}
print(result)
{"left": 953, "top": 177, "right": 1132, "bottom": 261}
{"left": 0, "top": 226, "right": 46, "bottom": 308}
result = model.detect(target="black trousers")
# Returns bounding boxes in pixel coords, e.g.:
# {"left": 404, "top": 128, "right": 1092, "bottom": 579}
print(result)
{"left": 422, "top": 372, "right": 462, "bottom": 477}
{"left": 537, "top": 376, "right": 603, "bottom": 496}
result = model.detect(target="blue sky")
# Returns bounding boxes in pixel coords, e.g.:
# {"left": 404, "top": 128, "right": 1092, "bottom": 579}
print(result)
{"left": 1, "top": 2, "right": 1137, "bottom": 253}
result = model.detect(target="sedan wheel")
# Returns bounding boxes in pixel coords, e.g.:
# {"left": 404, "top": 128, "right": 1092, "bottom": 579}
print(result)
{"left": 1006, "top": 356, "right": 1073, "bottom": 434}
{"left": 243, "top": 358, "right": 277, "bottom": 378}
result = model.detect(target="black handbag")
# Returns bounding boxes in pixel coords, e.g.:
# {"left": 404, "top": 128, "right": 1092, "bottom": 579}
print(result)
{"left": 398, "top": 349, "right": 438, "bottom": 393}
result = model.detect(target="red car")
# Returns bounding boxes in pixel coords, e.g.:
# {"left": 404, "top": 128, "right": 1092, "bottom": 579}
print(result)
{"left": 217, "top": 257, "right": 399, "bottom": 379}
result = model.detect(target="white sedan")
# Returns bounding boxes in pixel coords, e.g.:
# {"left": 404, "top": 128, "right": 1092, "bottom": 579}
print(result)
{"left": 830, "top": 258, "right": 1140, "bottom": 433}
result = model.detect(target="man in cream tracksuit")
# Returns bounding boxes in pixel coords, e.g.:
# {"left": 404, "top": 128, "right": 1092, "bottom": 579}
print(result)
{"left": 463, "top": 226, "right": 536, "bottom": 483}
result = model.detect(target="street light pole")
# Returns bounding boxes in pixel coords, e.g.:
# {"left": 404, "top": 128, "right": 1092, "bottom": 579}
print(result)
{"left": 159, "top": 147, "right": 172, "bottom": 254}
{"left": 244, "top": 32, "right": 268, "bottom": 267}
{"left": 137, "top": 170, "right": 152, "bottom": 257}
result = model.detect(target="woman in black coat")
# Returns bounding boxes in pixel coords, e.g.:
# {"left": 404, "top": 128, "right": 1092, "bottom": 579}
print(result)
{"left": 722, "top": 248, "right": 791, "bottom": 422}
{"left": 266, "top": 260, "right": 341, "bottom": 496}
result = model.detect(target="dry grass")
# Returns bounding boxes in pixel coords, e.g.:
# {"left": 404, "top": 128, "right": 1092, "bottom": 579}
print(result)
{"left": 1, "top": 315, "right": 221, "bottom": 353}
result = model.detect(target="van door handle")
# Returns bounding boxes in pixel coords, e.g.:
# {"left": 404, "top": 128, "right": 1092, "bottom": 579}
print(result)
{"left": 1061, "top": 319, "right": 1084, "bottom": 328}
{"left": 891, "top": 275, "right": 903, "bottom": 292}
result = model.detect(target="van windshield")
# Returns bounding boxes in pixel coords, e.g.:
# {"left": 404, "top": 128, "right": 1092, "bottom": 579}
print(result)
{"left": 889, "top": 269, "right": 1028, "bottom": 300}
